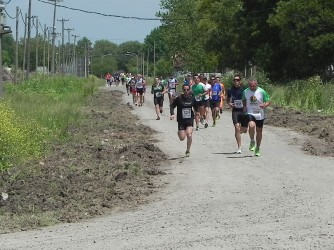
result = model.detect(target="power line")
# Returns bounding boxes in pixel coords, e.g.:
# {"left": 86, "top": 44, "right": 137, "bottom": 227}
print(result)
{"left": 4, "top": 8, "right": 15, "bottom": 19}
{"left": 36, "top": 0, "right": 162, "bottom": 21}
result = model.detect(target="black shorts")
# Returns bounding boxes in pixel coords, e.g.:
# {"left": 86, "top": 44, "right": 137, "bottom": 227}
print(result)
{"left": 203, "top": 99, "right": 210, "bottom": 108}
{"left": 178, "top": 120, "right": 193, "bottom": 130}
{"left": 154, "top": 97, "right": 163, "bottom": 107}
{"left": 210, "top": 100, "right": 220, "bottom": 109}
{"left": 136, "top": 88, "right": 144, "bottom": 94}
{"left": 232, "top": 111, "right": 265, "bottom": 128}
{"left": 232, "top": 111, "right": 249, "bottom": 127}
{"left": 248, "top": 115, "right": 265, "bottom": 128}
{"left": 193, "top": 100, "right": 204, "bottom": 112}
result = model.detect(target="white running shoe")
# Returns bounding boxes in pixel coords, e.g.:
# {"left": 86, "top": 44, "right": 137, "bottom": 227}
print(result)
{"left": 236, "top": 149, "right": 242, "bottom": 154}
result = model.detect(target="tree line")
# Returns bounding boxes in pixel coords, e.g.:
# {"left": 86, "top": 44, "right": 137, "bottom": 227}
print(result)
{"left": 2, "top": 0, "right": 333, "bottom": 82}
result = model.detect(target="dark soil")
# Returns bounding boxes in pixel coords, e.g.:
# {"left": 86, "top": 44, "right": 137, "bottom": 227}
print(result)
{"left": 266, "top": 106, "right": 334, "bottom": 157}
{"left": 0, "top": 88, "right": 167, "bottom": 233}
{"left": 0, "top": 89, "right": 333, "bottom": 233}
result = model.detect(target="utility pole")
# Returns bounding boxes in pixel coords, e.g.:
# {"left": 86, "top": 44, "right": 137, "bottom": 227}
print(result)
{"left": 15, "top": 6, "right": 19, "bottom": 83}
{"left": 57, "top": 18, "right": 68, "bottom": 75}
{"left": 64, "top": 27, "right": 73, "bottom": 74}
{"left": 43, "top": 24, "right": 47, "bottom": 74}
{"left": 147, "top": 49, "right": 149, "bottom": 77}
{"left": 26, "top": 0, "right": 32, "bottom": 80}
{"left": 153, "top": 41, "right": 156, "bottom": 78}
{"left": 0, "top": 0, "right": 11, "bottom": 93}
{"left": 35, "top": 17, "right": 38, "bottom": 73}
{"left": 22, "top": 13, "right": 27, "bottom": 81}
{"left": 48, "top": 0, "right": 63, "bottom": 74}
{"left": 71, "top": 34, "right": 79, "bottom": 76}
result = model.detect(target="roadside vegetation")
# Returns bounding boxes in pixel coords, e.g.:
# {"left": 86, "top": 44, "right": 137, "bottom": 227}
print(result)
{"left": 0, "top": 76, "right": 98, "bottom": 171}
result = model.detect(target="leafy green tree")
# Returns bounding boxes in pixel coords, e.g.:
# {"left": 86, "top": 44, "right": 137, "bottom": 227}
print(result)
{"left": 157, "top": 0, "right": 211, "bottom": 73}
{"left": 269, "top": 0, "right": 334, "bottom": 79}
{"left": 2, "top": 34, "right": 15, "bottom": 67}
{"left": 90, "top": 39, "right": 118, "bottom": 77}
{"left": 117, "top": 41, "right": 143, "bottom": 73}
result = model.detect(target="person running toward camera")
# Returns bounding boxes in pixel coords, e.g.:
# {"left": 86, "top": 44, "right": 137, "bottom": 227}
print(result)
{"left": 217, "top": 76, "right": 226, "bottom": 117}
{"left": 209, "top": 76, "right": 223, "bottom": 127}
{"left": 151, "top": 77, "right": 166, "bottom": 120}
{"left": 170, "top": 84, "right": 194, "bottom": 157}
{"left": 227, "top": 74, "right": 247, "bottom": 154}
{"left": 125, "top": 74, "right": 131, "bottom": 95}
{"left": 191, "top": 74, "right": 206, "bottom": 131}
{"left": 167, "top": 75, "right": 179, "bottom": 105}
{"left": 242, "top": 78, "right": 271, "bottom": 156}
{"left": 105, "top": 72, "right": 112, "bottom": 86}
{"left": 129, "top": 77, "right": 137, "bottom": 105}
{"left": 183, "top": 73, "right": 194, "bottom": 87}
{"left": 203, "top": 77, "right": 211, "bottom": 128}
{"left": 135, "top": 74, "right": 145, "bottom": 106}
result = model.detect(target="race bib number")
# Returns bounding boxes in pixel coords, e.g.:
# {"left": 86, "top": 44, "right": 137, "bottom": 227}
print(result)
{"left": 182, "top": 108, "right": 192, "bottom": 119}
{"left": 195, "top": 95, "right": 202, "bottom": 101}
{"left": 155, "top": 92, "right": 162, "bottom": 97}
{"left": 212, "top": 91, "right": 218, "bottom": 96}
{"left": 234, "top": 100, "right": 243, "bottom": 108}
{"left": 251, "top": 109, "right": 262, "bottom": 120}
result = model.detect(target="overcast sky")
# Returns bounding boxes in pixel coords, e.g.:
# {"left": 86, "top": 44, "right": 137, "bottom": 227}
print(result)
{"left": 4, "top": 0, "right": 162, "bottom": 45}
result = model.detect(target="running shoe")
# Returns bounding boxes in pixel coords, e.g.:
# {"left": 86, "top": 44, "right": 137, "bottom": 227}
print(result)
{"left": 236, "top": 148, "right": 242, "bottom": 154}
{"left": 196, "top": 126, "right": 199, "bottom": 131}
{"left": 249, "top": 141, "right": 256, "bottom": 151}
{"left": 212, "top": 122, "right": 216, "bottom": 127}
{"left": 185, "top": 151, "right": 190, "bottom": 157}
{"left": 160, "top": 109, "right": 163, "bottom": 114}
{"left": 156, "top": 117, "right": 160, "bottom": 120}
{"left": 216, "top": 115, "right": 220, "bottom": 120}
{"left": 220, "top": 109, "right": 223, "bottom": 114}
{"left": 204, "top": 123, "right": 208, "bottom": 128}
{"left": 200, "top": 118, "right": 204, "bottom": 125}
{"left": 254, "top": 148, "right": 260, "bottom": 156}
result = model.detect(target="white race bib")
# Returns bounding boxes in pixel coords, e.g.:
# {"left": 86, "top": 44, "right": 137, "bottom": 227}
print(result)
{"left": 212, "top": 91, "right": 218, "bottom": 96}
{"left": 251, "top": 109, "right": 262, "bottom": 120}
{"left": 182, "top": 108, "right": 192, "bottom": 119}
{"left": 234, "top": 100, "right": 243, "bottom": 108}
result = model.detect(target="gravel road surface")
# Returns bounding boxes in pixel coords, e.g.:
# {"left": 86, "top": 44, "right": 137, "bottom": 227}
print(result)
{"left": 1, "top": 86, "right": 334, "bottom": 249}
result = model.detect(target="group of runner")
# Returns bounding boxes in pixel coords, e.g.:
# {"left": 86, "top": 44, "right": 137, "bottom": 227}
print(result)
{"left": 105, "top": 72, "right": 127, "bottom": 86}
{"left": 167, "top": 73, "right": 271, "bottom": 157}
{"left": 124, "top": 72, "right": 270, "bottom": 158}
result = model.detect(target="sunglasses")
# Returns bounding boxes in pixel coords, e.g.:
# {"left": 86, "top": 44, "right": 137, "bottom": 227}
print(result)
{"left": 234, "top": 79, "right": 240, "bottom": 81}
{"left": 183, "top": 88, "right": 191, "bottom": 91}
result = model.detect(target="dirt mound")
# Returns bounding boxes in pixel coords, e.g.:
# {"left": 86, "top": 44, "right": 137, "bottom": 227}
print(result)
{"left": 0, "top": 88, "right": 167, "bottom": 233}
{"left": 266, "top": 106, "right": 334, "bottom": 157}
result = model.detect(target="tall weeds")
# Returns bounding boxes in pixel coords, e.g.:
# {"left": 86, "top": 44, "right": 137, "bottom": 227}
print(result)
{"left": 0, "top": 76, "right": 98, "bottom": 171}
{"left": 271, "top": 76, "right": 334, "bottom": 113}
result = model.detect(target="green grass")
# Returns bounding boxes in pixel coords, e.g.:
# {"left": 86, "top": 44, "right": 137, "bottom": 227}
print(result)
{"left": 270, "top": 76, "right": 334, "bottom": 114}
{"left": 0, "top": 75, "right": 99, "bottom": 171}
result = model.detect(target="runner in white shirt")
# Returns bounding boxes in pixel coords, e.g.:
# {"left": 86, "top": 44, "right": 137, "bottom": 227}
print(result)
{"left": 203, "top": 77, "right": 211, "bottom": 128}
{"left": 135, "top": 74, "right": 146, "bottom": 106}
{"left": 167, "top": 75, "right": 178, "bottom": 105}
{"left": 242, "top": 78, "right": 271, "bottom": 156}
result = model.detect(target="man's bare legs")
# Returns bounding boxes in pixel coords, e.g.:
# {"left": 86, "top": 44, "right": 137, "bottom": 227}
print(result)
{"left": 177, "top": 126, "right": 193, "bottom": 155}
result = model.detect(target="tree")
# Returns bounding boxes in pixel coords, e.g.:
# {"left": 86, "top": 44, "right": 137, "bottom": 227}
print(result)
{"left": 90, "top": 39, "right": 118, "bottom": 77}
{"left": 269, "top": 0, "right": 334, "bottom": 79}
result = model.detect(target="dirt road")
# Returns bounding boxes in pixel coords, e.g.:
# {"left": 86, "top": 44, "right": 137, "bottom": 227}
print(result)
{"left": 1, "top": 85, "right": 334, "bottom": 249}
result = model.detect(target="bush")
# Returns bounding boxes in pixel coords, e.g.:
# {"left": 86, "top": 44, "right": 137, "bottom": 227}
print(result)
{"left": 0, "top": 102, "right": 45, "bottom": 171}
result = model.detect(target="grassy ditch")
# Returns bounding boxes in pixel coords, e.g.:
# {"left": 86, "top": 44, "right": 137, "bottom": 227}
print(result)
{"left": 0, "top": 80, "right": 166, "bottom": 233}
{"left": 0, "top": 75, "right": 98, "bottom": 171}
